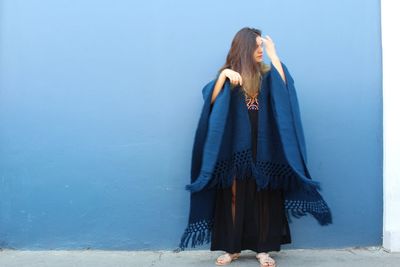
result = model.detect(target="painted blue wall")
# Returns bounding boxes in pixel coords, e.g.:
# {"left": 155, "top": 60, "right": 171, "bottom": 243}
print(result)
{"left": 0, "top": 0, "right": 382, "bottom": 249}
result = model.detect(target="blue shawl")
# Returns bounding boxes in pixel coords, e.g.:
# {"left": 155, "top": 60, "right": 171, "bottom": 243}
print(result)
{"left": 178, "top": 62, "right": 332, "bottom": 251}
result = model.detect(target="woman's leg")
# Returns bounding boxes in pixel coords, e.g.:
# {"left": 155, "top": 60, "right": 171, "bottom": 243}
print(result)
{"left": 231, "top": 177, "right": 236, "bottom": 225}
{"left": 213, "top": 176, "right": 242, "bottom": 265}
{"left": 211, "top": 176, "right": 243, "bottom": 254}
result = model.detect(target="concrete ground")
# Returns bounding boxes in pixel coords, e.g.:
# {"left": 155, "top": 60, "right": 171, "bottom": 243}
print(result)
{"left": 1, "top": 246, "right": 400, "bottom": 267}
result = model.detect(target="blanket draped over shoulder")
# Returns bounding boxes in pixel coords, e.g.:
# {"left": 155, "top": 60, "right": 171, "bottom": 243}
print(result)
{"left": 178, "top": 62, "right": 333, "bottom": 251}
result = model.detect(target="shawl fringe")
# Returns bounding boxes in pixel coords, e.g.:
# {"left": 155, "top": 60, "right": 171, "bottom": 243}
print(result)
{"left": 189, "top": 148, "right": 321, "bottom": 193}
{"left": 284, "top": 197, "right": 333, "bottom": 226}
{"left": 177, "top": 192, "right": 332, "bottom": 251}
{"left": 178, "top": 219, "right": 213, "bottom": 251}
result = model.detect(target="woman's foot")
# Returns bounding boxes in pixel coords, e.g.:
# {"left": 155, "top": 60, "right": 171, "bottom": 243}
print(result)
{"left": 256, "top": 252, "right": 276, "bottom": 267}
{"left": 215, "top": 252, "right": 240, "bottom": 265}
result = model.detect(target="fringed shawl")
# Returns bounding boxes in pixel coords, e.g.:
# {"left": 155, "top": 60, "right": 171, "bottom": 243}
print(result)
{"left": 177, "top": 62, "right": 332, "bottom": 251}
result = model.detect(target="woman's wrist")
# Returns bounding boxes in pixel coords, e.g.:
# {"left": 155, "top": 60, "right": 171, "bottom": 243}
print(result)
{"left": 218, "top": 69, "right": 227, "bottom": 81}
{"left": 269, "top": 54, "right": 280, "bottom": 63}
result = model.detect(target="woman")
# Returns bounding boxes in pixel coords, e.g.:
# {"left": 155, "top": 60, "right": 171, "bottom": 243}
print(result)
{"left": 210, "top": 28, "right": 288, "bottom": 267}
{"left": 178, "top": 27, "right": 332, "bottom": 267}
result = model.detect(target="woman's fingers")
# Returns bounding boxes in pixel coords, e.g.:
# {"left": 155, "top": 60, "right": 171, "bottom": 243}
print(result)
{"left": 234, "top": 73, "right": 241, "bottom": 86}
{"left": 265, "top": 35, "right": 275, "bottom": 46}
{"left": 236, "top": 73, "right": 242, "bottom": 86}
{"left": 225, "top": 69, "right": 242, "bottom": 86}
{"left": 234, "top": 74, "right": 239, "bottom": 84}
{"left": 228, "top": 73, "right": 236, "bottom": 84}
{"left": 262, "top": 35, "right": 274, "bottom": 45}
{"left": 229, "top": 73, "right": 236, "bottom": 84}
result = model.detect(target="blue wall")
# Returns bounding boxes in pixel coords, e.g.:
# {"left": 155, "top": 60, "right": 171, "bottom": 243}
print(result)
{"left": 0, "top": 0, "right": 382, "bottom": 249}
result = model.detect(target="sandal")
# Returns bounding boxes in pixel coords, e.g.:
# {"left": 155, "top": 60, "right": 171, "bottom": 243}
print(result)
{"left": 256, "top": 252, "right": 276, "bottom": 267}
{"left": 215, "top": 252, "right": 240, "bottom": 265}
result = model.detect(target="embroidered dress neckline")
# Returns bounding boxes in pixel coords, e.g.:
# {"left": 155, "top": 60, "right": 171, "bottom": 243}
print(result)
{"left": 245, "top": 93, "right": 259, "bottom": 110}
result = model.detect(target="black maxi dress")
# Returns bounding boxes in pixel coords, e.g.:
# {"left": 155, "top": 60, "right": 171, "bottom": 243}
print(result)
{"left": 210, "top": 92, "right": 292, "bottom": 254}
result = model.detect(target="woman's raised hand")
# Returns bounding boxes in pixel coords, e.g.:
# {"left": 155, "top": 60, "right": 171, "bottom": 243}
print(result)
{"left": 221, "top": 69, "right": 243, "bottom": 86}
{"left": 261, "top": 35, "right": 279, "bottom": 60}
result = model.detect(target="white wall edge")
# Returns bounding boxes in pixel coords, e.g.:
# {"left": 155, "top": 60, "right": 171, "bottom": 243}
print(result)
{"left": 381, "top": 0, "right": 400, "bottom": 253}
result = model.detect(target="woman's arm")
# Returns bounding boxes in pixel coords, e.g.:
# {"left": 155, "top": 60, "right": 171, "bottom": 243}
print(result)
{"left": 211, "top": 72, "right": 227, "bottom": 105}
{"left": 211, "top": 69, "right": 243, "bottom": 105}
{"left": 262, "top": 35, "right": 286, "bottom": 84}
{"left": 270, "top": 55, "right": 286, "bottom": 84}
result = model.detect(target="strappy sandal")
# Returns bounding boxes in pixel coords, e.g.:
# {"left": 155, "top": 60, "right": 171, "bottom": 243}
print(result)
{"left": 256, "top": 252, "right": 276, "bottom": 267}
{"left": 215, "top": 252, "right": 240, "bottom": 265}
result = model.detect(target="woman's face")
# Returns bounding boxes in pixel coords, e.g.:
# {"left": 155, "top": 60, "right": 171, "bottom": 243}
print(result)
{"left": 253, "top": 36, "right": 263, "bottom": 63}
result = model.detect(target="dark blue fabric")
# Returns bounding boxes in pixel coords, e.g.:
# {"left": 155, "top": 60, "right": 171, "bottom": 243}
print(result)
{"left": 178, "top": 62, "right": 333, "bottom": 251}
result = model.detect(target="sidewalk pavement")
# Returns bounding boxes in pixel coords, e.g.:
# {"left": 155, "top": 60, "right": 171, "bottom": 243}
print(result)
{"left": 1, "top": 246, "right": 400, "bottom": 267}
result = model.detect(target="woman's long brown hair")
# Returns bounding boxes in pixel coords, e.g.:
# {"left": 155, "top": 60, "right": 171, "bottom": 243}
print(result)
{"left": 219, "top": 27, "right": 270, "bottom": 97}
